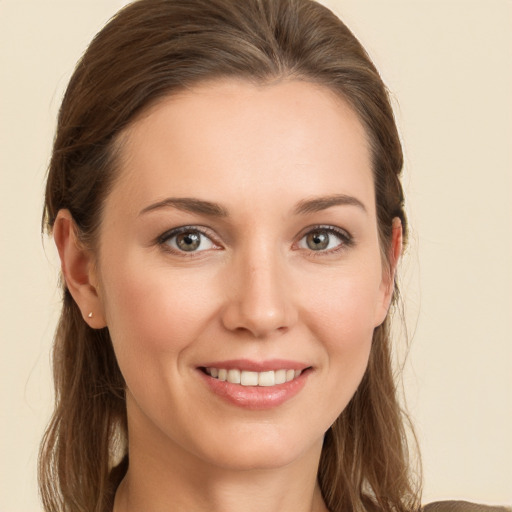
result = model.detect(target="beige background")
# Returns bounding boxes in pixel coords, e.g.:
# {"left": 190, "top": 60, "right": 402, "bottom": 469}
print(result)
{"left": 1, "top": 1, "right": 511, "bottom": 510}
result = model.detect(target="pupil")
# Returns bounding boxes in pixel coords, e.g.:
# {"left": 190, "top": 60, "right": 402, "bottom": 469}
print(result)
{"left": 177, "top": 232, "right": 200, "bottom": 251}
{"left": 307, "top": 231, "right": 329, "bottom": 250}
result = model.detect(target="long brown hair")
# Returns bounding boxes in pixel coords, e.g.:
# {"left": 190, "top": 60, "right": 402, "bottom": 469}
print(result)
{"left": 40, "top": 1, "right": 420, "bottom": 511}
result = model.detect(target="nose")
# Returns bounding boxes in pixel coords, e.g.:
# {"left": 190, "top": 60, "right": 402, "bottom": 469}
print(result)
{"left": 220, "top": 250, "right": 298, "bottom": 339}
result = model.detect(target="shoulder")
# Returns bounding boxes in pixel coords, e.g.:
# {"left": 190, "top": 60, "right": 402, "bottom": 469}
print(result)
{"left": 422, "top": 501, "right": 512, "bottom": 512}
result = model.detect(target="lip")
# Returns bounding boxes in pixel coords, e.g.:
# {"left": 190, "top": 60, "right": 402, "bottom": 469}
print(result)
{"left": 200, "top": 358, "right": 309, "bottom": 372}
{"left": 197, "top": 359, "right": 312, "bottom": 410}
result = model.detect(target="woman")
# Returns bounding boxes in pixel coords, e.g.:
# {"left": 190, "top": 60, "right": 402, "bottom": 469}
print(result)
{"left": 38, "top": 1, "right": 507, "bottom": 512}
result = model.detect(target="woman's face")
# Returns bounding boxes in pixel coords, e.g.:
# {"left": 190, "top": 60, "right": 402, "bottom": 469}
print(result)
{"left": 94, "top": 79, "right": 395, "bottom": 471}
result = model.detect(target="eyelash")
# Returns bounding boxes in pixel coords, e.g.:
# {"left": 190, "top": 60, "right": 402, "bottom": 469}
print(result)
{"left": 156, "top": 225, "right": 354, "bottom": 256}
{"left": 157, "top": 226, "right": 220, "bottom": 256}
{"left": 296, "top": 225, "right": 354, "bottom": 256}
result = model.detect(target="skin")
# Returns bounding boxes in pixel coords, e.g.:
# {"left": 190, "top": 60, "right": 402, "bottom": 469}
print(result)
{"left": 55, "top": 79, "right": 401, "bottom": 512}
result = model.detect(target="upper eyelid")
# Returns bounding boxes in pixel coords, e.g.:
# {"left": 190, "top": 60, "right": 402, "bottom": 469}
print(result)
{"left": 294, "top": 225, "right": 354, "bottom": 253}
{"left": 157, "top": 225, "right": 218, "bottom": 243}
{"left": 156, "top": 226, "right": 221, "bottom": 256}
{"left": 297, "top": 224, "right": 352, "bottom": 240}
{"left": 155, "top": 223, "right": 353, "bottom": 249}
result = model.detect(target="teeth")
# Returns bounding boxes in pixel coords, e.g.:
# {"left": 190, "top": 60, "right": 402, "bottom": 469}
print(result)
{"left": 258, "top": 371, "right": 275, "bottom": 387}
{"left": 241, "top": 371, "right": 258, "bottom": 386}
{"left": 275, "top": 369, "right": 286, "bottom": 385}
{"left": 205, "top": 367, "right": 304, "bottom": 387}
{"left": 227, "top": 369, "right": 241, "bottom": 384}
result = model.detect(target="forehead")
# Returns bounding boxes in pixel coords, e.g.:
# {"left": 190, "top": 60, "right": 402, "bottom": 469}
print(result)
{"left": 109, "top": 79, "right": 375, "bottom": 217}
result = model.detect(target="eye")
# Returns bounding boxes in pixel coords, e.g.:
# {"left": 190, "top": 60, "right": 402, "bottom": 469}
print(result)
{"left": 158, "top": 227, "right": 218, "bottom": 253}
{"left": 297, "top": 226, "right": 352, "bottom": 252}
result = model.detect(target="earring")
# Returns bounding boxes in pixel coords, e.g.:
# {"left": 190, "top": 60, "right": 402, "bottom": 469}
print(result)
{"left": 88, "top": 312, "right": 93, "bottom": 318}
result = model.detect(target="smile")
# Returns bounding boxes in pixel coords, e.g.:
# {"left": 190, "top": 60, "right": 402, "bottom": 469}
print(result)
{"left": 204, "top": 367, "right": 302, "bottom": 387}
{"left": 199, "top": 360, "right": 311, "bottom": 409}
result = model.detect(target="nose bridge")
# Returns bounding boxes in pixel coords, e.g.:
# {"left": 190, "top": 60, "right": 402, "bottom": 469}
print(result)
{"left": 221, "top": 237, "right": 296, "bottom": 338}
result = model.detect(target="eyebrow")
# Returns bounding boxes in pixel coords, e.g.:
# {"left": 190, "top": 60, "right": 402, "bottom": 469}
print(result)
{"left": 139, "top": 197, "right": 229, "bottom": 217}
{"left": 294, "top": 194, "right": 367, "bottom": 215}
{"left": 139, "top": 193, "right": 367, "bottom": 218}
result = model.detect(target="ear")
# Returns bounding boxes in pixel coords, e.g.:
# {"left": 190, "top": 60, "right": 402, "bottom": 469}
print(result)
{"left": 375, "top": 217, "right": 403, "bottom": 326}
{"left": 53, "top": 209, "right": 107, "bottom": 329}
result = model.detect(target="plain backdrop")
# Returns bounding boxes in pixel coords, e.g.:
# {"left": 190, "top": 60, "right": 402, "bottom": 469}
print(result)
{"left": 1, "top": 1, "right": 511, "bottom": 511}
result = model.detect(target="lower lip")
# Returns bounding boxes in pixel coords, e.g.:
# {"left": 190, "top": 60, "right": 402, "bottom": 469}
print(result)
{"left": 198, "top": 369, "right": 310, "bottom": 410}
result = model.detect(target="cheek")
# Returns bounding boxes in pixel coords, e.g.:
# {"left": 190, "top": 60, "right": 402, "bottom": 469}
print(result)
{"left": 301, "top": 266, "right": 381, "bottom": 415}
{"left": 305, "top": 263, "right": 383, "bottom": 343}
{"left": 99, "top": 257, "right": 221, "bottom": 368}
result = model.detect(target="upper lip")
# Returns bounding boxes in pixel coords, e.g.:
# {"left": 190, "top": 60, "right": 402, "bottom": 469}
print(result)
{"left": 199, "top": 359, "right": 310, "bottom": 372}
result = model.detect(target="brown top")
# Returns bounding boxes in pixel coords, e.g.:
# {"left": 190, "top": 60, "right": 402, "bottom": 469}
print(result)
{"left": 423, "top": 501, "right": 512, "bottom": 512}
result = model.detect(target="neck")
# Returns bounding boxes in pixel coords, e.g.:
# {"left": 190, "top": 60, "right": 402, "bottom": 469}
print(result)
{"left": 114, "top": 433, "right": 328, "bottom": 512}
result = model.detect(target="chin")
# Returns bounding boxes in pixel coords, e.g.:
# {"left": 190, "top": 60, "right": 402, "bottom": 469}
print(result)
{"left": 190, "top": 424, "right": 325, "bottom": 472}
